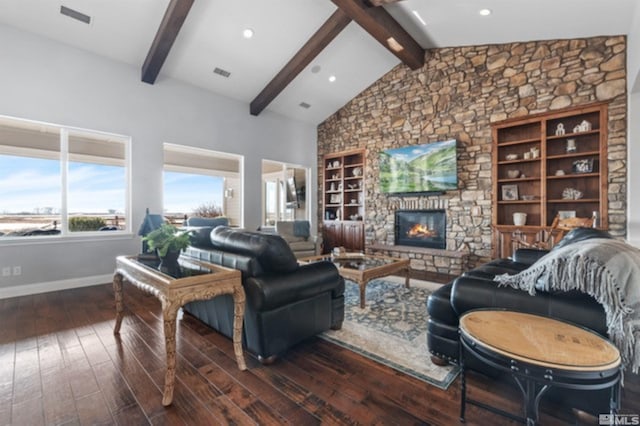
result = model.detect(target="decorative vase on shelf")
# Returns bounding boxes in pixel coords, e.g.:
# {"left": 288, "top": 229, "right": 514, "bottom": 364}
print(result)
{"left": 513, "top": 212, "right": 527, "bottom": 226}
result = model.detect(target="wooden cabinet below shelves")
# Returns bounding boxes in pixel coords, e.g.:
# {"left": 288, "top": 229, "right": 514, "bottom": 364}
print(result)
{"left": 322, "top": 221, "right": 364, "bottom": 253}
{"left": 492, "top": 226, "right": 558, "bottom": 259}
{"left": 322, "top": 221, "right": 342, "bottom": 253}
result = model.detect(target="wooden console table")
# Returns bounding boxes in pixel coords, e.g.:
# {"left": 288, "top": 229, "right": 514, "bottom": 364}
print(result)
{"left": 459, "top": 310, "right": 621, "bottom": 425}
{"left": 113, "top": 255, "right": 246, "bottom": 406}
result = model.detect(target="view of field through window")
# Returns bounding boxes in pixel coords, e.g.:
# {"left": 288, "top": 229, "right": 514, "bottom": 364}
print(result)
{"left": 0, "top": 116, "right": 130, "bottom": 237}
{"left": 0, "top": 155, "right": 127, "bottom": 236}
{"left": 163, "top": 171, "right": 224, "bottom": 221}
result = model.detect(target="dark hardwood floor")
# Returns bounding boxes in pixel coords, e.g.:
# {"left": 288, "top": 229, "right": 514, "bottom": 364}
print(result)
{"left": 1, "top": 280, "right": 638, "bottom": 425}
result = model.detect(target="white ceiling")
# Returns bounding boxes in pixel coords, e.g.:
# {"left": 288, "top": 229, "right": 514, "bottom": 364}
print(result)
{"left": 0, "top": 0, "right": 636, "bottom": 125}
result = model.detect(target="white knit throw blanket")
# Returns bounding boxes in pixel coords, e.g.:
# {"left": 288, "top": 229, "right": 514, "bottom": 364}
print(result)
{"left": 494, "top": 238, "right": 640, "bottom": 374}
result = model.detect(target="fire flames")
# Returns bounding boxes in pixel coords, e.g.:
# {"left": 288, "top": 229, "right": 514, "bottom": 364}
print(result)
{"left": 406, "top": 223, "right": 437, "bottom": 239}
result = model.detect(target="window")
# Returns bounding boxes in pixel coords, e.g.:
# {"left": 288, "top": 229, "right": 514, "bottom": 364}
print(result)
{"left": 163, "top": 144, "right": 242, "bottom": 226}
{"left": 0, "top": 115, "right": 130, "bottom": 238}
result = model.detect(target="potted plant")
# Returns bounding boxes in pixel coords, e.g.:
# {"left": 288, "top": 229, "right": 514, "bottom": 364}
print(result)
{"left": 142, "top": 223, "right": 192, "bottom": 272}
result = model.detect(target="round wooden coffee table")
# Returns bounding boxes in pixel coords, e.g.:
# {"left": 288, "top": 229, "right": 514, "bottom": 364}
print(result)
{"left": 459, "top": 310, "right": 621, "bottom": 425}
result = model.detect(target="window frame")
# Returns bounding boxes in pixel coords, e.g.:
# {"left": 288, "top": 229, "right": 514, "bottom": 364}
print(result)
{"left": 261, "top": 160, "right": 310, "bottom": 228}
{"left": 162, "top": 143, "right": 243, "bottom": 227}
{"left": 0, "top": 114, "right": 132, "bottom": 242}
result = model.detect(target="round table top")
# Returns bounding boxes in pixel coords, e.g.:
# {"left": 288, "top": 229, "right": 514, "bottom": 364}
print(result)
{"left": 460, "top": 310, "right": 621, "bottom": 371}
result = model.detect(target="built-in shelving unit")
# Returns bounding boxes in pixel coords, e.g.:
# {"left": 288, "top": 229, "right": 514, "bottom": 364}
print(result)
{"left": 491, "top": 103, "right": 608, "bottom": 257}
{"left": 322, "top": 149, "right": 365, "bottom": 252}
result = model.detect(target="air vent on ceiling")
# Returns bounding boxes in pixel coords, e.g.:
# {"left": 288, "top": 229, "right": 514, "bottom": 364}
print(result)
{"left": 213, "top": 67, "right": 231, "bottom": 78}
{"left": 299, "top": 102, "right": 311, "bottom": 109}
{"left": 60, "top": 5, "right": 91, "bottom": 24}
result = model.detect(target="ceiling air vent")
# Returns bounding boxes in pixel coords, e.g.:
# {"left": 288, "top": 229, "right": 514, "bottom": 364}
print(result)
{"left": 213, "top": 67, "right": 231, "bottom": 78}
{"left": 60, "top": 5, "right": 91, "bottom": 24}
{"left": 299, "top": 102, "right": 311, "bottom": 109}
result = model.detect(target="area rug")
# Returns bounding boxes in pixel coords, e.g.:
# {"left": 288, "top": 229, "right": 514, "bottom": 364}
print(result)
{"left": 320, "top": 276, "right": 459, "bottom": 389}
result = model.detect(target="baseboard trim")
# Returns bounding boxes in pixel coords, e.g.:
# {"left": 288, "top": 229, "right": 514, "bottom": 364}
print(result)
{"left": 0, "top": 274, "right": 112, "bottom": 299}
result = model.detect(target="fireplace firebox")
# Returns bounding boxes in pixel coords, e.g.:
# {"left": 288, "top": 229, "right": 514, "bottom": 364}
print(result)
{"left": 394, "top": 209, "right": 446, "bottom": 250}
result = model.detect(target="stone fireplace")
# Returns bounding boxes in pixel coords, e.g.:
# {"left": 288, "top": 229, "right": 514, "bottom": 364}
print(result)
{"left": 318, "top": 35, "right": 628, "bottom": 271}
{"left": 395, "top": 209, "right": 446, "bottom": 250}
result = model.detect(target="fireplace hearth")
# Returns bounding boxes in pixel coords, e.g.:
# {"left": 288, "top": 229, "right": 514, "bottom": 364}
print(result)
{"left": 395, "top": 209, "right": 446, "bottom": 250}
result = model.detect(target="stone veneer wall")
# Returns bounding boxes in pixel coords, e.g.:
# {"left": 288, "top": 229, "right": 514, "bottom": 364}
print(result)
{"left": 317, "top": 36, "right": 627, "bottom": 270}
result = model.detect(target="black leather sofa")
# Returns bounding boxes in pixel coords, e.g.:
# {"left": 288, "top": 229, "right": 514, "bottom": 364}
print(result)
{"left": 182, "top": 226, "right": 345, "bottom": 363}
{"left": 427, "top": 227, "right": 615, "bottom": 415}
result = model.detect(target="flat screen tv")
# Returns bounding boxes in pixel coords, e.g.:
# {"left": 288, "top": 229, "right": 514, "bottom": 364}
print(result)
{"left": 379, "top": 139, "right": 457, "bottom": 194}
{"left": 285, "top": 176, "right": 299, "bottom": 208}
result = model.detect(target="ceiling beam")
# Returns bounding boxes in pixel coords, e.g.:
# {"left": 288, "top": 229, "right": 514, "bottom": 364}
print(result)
{"left": 250, "top": 9, "right": 352, "bottom": 116}
{"left": 367, "top": 0, "right": 404, "bottom": 6}
{"left": 331, "top": 0, "right": 424, "bottom": 70}
{"left": 141, "top": 0, "right": 194, "bottom": 84}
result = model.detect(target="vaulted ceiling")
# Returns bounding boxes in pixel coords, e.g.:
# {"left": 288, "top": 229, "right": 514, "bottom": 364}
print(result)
{"left": 0, "top": 0, "right": 636, "bottom": 125}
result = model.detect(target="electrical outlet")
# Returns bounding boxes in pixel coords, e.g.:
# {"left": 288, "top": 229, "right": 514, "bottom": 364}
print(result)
{"left": 1, "top": 267, "right": 10, "bottom": 277}
{"left": 12, "top": 266, "right": 21, "bottom": 276}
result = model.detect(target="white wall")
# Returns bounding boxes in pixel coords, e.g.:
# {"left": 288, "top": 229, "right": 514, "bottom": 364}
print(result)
{"left": 0, "top": 24, "right": 318, "bottom": 295}
{"left": 627, "top": 3, "right": 640, "bottom": 247}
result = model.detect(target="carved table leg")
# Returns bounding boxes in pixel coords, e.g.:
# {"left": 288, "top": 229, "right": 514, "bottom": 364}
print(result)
{"left": 232, "top": 286, "right": 247, "bottom": 371}
{"left": 359, "top": 281, "right": 367, "bottom": 309}
{"left": 404, "top": 267, "right": 410, "bottom": 288}
{"left": 161, "top": 302, "right": 179, "bottom": 406}
{"left": 113, "top": 273, "right": 124, "bottom": 334}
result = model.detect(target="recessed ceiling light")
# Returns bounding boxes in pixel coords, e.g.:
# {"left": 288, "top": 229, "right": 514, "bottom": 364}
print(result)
{"left": 479, "top": 8, "right": 492, "bottom": 16}
{"left": 213, "top": 67, "right": 231, "bottom": 78}
{"left": 412, "top": 10, "right": 427, "bottom": 26}
{"left": 60, "top": 5, "right": 91, "bottom": 24}
{"left": 242, "top": 28, "right": 254, "bottom": 39}
{"left": 328, "top": 75, "right": 336, "bottom": 83}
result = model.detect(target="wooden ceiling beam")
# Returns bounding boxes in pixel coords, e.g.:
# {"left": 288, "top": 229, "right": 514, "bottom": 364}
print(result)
{"left": 250, "top": 9, "right": 352, "bottom": 116}
{"left": 331, "top": 0, "right": 424, "bottom": 70}
{"left": 367, "top": 0, "right": 404, "bottom": 6}
{"left": 141, "top": 0, "right": 194, "bottom": 84}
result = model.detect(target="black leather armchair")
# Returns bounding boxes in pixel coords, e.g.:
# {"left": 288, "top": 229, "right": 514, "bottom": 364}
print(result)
{"left": 427, "top": 227, "right": 615, "bottom": 415}
{"left": 183, "top": 226, "right": 344, "bottom": 363}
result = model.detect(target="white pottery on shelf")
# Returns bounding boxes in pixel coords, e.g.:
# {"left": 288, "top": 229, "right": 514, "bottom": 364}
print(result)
{"left": 572, "top": 120, "right": 592, "bottom": 133}
{"left": 530, "top": 147, "right": 540, "bottom": 158}
{"left": 352, "top": 167, "right": 362, "bottom": 177}
{"left": 555, "top": 123, "right": 565, "bottom": 136}
{"left": 562, "top": 187, "right": 583, "bottom": 200}
{"left": 513, "top": 212, "right": 527, "bottom": 226}
{"left": 507, "top": 170, "right": 520, "bottom": 178}
{"left": 572, "top": 120, "right": 591, "bottom": 133}
{"left": 566, "top": 138, "right": 577, "bottom": 152}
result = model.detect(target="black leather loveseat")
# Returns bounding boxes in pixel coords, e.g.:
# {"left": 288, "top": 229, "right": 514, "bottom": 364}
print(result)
{"left": 182, "top": 226, "right": 345, "bottom": 363}
{"left": 427, "top": 227, "right": 616, "bottom": 415}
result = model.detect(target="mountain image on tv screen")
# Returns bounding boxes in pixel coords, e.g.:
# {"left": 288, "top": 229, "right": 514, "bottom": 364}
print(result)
{"left": 379, "top": 139, "right": 457, "bottom": 193}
